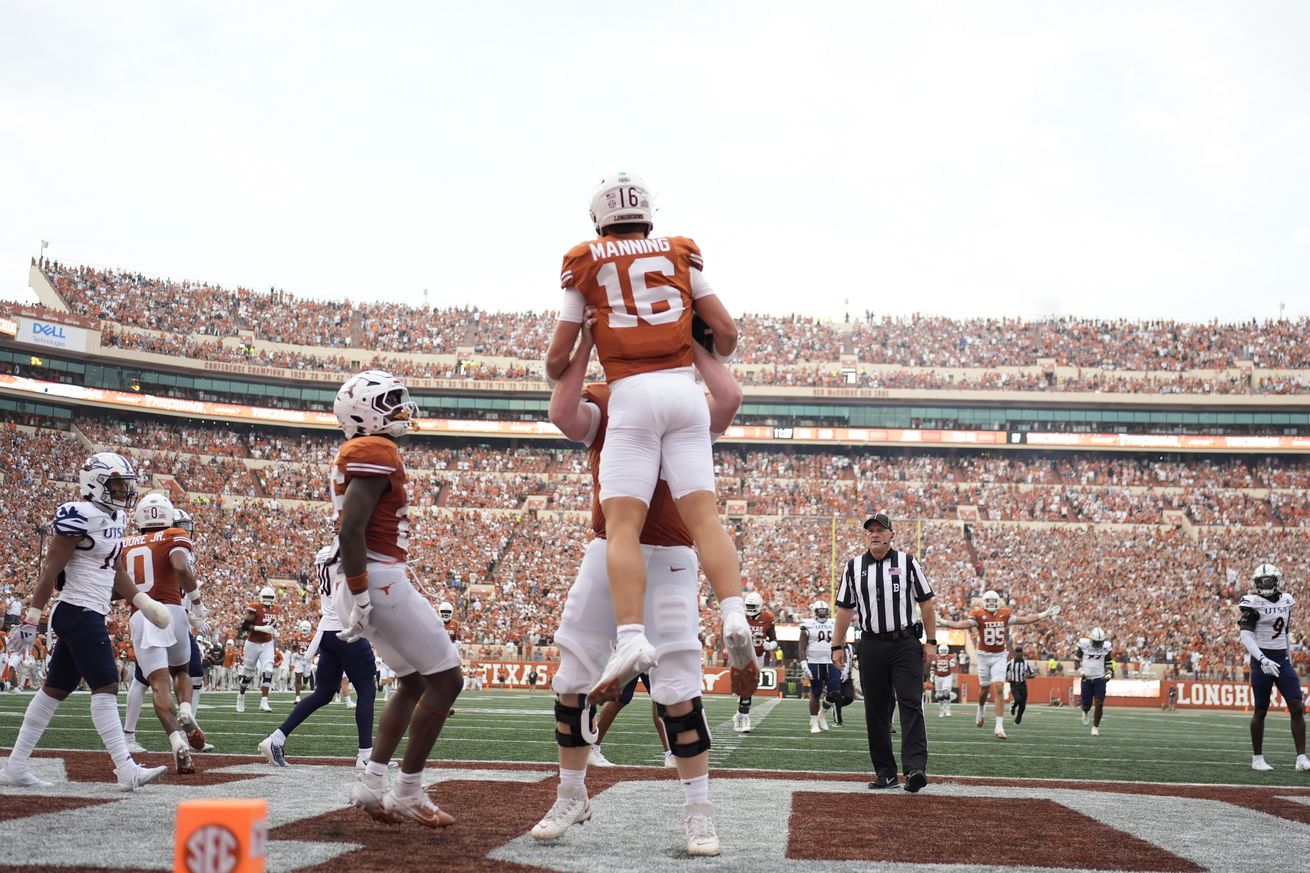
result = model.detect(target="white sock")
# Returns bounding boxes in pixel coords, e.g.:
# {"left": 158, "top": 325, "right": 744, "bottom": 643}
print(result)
{"left": 559, "top": 767, "right": 586, "bottom": 793}
{"left": 363, "top": 759, "right": 389, "bottom": 788}
{"left": 191, "top": 680, "right": 203, "bottom": 718}
{"left": 358, "top": 746, "right": 371, "bottom": 760}
{"left": 124, "top": 679, "right": 148, "bottom": 734}
{"left": 995, "top": 715, "right": 1004, "bottom": 727}
{"left": 616, "top": 624, "right": 645, "bottom": 646}
{"left": 810, "top": 714, "right": 818, "bottom": 724}
{"left": 271, "top": 729, "right": 287, "bottom": 745}
{"left": 719, "top": 596, "right": 745, "bottom": 621}
{"left": 1253, "top": 754, "right": 1266, "bottom": 764}
{"left": 681, "top": 773, "right": 710, "bottom": 808}
{"left": 394, "top": 770, "right": 423, "bottom": 797}
{"left": 90, "top": 692, "right": 132, "bottom": 767}
{"left": 7, "top": 690, "right": 61, "bottom": 769}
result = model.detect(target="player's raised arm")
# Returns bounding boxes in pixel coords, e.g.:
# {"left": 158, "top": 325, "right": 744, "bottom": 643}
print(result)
{"left": 548, "top": 307, "right": 601, "bottom": 443}
{"left": 1011, "top": 604, "right": 1060, "bottom": 626}
{"left": 692, "top": 342, "right": 743, "bottom": 436}
{"left": 691, "top": 293, "right": 738, "bottom": 360}
{"left": 544, "top": 288, "right": 587, "bottom": 382}
{"left": 937, "top": 613, "right": 976, "bottom": 630}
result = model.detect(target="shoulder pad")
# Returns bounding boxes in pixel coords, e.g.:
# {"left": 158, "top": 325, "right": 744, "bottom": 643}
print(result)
{"left": 53, "top": 502, "right": 98, "bottom": 536}
{"left": 340, "top": 437, "right": 401, "bottom": 473}
{"left": 1077, "top": 638, "right": 1090, "bottom": 648}
{"left": 1237, "top": 594, "right": 1261, "bottom": 609}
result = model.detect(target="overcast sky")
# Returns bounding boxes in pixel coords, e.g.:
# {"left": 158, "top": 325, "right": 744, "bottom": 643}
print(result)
{"left": 2, "top": 2, "right": 1307, "bottom": 323}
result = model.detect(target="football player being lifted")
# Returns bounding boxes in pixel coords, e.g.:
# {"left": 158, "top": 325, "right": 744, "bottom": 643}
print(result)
{"left": 1, "top": 453, "right": 169, "bottom": 791}
{"left": 117, "top": 492, "right": 204, "bottom": 774}
{"left": 237, "top": 585, "right": 280, "bottom": 713}
{"left": 736, "top": 592, "right": 778, "bottom": 733}
{"left": 1239, "top": 563, "right": 1309, "bottom": 771}
{"left": 535, "top": 308, "right": 751, "bottom": 856}
{"left": 544, "top": 174, "right": 755, "bottom": 705}
{"left": 800, "top": 600, "right": 840, "bottom": 733}
{"left": 938, "top": 590, "right": 1058, "bottom": 740}
{"left": 1074, "top": 627, "right": 1114, "bottom": 736}
{"left": 331, "top": 370, "right": 463, "bottom": 827}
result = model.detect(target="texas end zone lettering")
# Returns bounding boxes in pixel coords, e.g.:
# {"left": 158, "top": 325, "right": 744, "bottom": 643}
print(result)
{"left": 1173, "top": 681, "right": 1310, "bottom": 709}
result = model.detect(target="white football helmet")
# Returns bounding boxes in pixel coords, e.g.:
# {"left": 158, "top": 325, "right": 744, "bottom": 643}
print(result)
{"left": 173, "top": 507, "right": 194, "bottom": 534}
{"left": 812, "top": 600, "right": 830, "bottom": 622}
{"left": 79, "top": 452, "right": 137, "bottom": 512}
{"left": 1253, "top": 563, "right": 1282, "bottom": 599}
{"left": 744, "top": 592, "right": 765, "bottom": 618}
{"left": 589, "top": 172, "right": 654, "bottom": 235}
{"left": 438, "top": 601, "right": 454, "bottom": 623}
{"left": 937, "top": 643, "right": 949, "bottom": 656}
{"left": 334, "top": 370, "right": 419, "bottom": 439}
{"left": 298, "top": 620, "right": 312, "bottom": 635}
{"left": 259, "top": 586, "right": 276, "bottom": 606}
{"left": 133, "top": 492, "right": 175, "bottom": 530}
{"left": 982, "top": 590, "right": 1002, "bottom": 612}
{"left": 1089, "top": 627, "right": 1107, "bottom": 647}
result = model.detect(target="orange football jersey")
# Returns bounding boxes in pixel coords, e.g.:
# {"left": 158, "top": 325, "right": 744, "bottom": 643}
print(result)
{"left": 933, "top": 654, "right": 955, "bottom": 677}
{"left": 748, "top": 610, "right": 776, "bottom": 656}
{"left": 331, "top": 435, "right": 410, "bottom": 562}
{"left": 443, "top": 617, "right": 461, "bottom": 643}
{"left": 561, "top": 236, "right": 704, "bottom": 383}
{"left": 223, "top": 647, "right": 238, "bottom": 669}
{"left": 246, "top": 602, "right": 278, "bottom": 644}
{"left": 120, "top": 526, "right": 193, "bottom": 610}
{"left": 969, "top": 607, "right": 1013, "bottom": 654}
{"left": 583, "top": 384, "right": 692, "bottom": 548}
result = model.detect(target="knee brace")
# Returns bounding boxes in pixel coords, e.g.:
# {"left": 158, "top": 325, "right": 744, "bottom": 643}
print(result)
{"left": 261, "top": 672, "right": 273, "bottom": 688}
{"left": 554, "top": 695, "right": 599, "bottom": 748}
{"left": 239, "top": 675, "right": 252, "bottom": 691}
{"left": 738, "top": 697, "right": 752, "bottom": 714}
{"left": 658, "top": 697, "right": 712, "bottom": 758}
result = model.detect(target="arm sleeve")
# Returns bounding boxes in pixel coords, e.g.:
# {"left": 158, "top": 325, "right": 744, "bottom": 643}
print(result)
{"left": 558, "top": 288, "right": 585, "bottom": 323}
{"left": 690, "top": 268, "right": 715, "bottom": 301}
{"left": 578, "top": 402, "right": 603, "bottom": 448}
{"left": 1239, "top": 628, "right": 1265, "bottom": 660}
{"left": 835, "top": 560, "right": 856, "bottom": 609}
{"left": 1237, "top": 606, "right": 1259, "bottom": 633}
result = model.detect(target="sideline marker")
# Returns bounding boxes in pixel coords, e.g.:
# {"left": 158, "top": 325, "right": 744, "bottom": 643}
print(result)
{"left": 174, "top": 798, "right": 267, "bottom": 873}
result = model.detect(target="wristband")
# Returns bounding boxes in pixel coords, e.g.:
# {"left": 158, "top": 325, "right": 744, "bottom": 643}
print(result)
{"left": 24, "top": 607, "right": 41, "bottom": 625}
{"left": 830, "top": 645, "right": 843, "bottom": 652}
{"left": 346, "top": 572, "right": 369, "bottom": 595}
{"left": 925, "top": 638, "right": 937, "bottom": 645}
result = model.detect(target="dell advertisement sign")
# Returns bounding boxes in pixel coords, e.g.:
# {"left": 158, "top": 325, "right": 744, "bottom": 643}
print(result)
{"left": 18, "top": 317, "right": 88, "bottom": 353}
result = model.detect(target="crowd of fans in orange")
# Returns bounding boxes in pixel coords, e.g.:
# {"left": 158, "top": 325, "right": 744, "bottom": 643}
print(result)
{"left": 28, "top": 261, "right": 1310, "bottom": 396}
{"left": 4, "top": 415, "right": 1307, "bottom": 683}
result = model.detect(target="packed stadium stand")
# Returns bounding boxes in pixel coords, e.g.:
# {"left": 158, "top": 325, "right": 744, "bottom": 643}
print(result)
{"left": 2, "top": 258, "right": 1309, "bottom": 688}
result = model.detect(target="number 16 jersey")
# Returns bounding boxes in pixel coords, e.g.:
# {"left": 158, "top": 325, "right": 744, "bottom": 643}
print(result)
{"left": 559, "top": 235, "right": 711, "bottom": 383}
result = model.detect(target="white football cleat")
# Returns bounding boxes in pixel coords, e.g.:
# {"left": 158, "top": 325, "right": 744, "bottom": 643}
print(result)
{"left": 123, "top": 733, "right": 148, "bottom": 755}
{"left": 590, "top": 634, "right": 657, "bottom": 704}
{"left": 235, "top": 694, "right": 246, "bottom": 713}
{"left": 741, "top": 713, "right": 752, "bottom": 733}
{"left": 818, "top": 714, "right": 829, "bottom": 732}
{"left": 259, "top": 737, "right": 289, "bottom": 768}
{"left": 115, "top": 762, "right": 167, "bottom": 791}
{"left": 1298, "top": 755, "right": 1310, "bottom": 772}
{"left": 587, "top": 745, "right": 613, "bottom": 768}
{"left": 1081, "top": 713, "right": 1090, "bottom": 726}
{"left": 976, "top": 714, "right": 985, "bottom": 728}
{"left": 258, "top": 699, "right": 272, "bottom": 713}
{"left": 810, "top": 721, "right": 821, "bottom": 734}
{"left": 346, "top": 698, "right": 356, "bottom": 709}
{"left": 349, "top": 779, "right": 400, "bottom": 823}
{"left": 684, "top": 803, "right": 720, "bottom": 856}
{"left": 382, "top": 788, "right": 454, "bottom": 828}
{"left": 722, "top": 612, "right": 755, "bottom": 672}
{"left": 0, "top": 763, "right": 53, "bottom": 788}
{"left": 1252, "top": 756, "right": 1274, "bottom": 771}
{"left": 1091, "top": 726, "right": 1100, "bottom": 737}
{"left": 995, "top": 726, "right": 1008, "bottom": 740}
{"left": 663, "top": 751, "right": 677, "bottom": 769}
{"left": 532, "top": 788, "right": 591, "bottom": 840}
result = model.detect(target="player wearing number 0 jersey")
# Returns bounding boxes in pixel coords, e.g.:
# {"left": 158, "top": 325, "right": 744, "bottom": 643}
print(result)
{"left": 1238, "top": 563, "right": 1308, "bottom": 772}
{"left": 535, "top": 311, "right": 749, "bottom": 857}
{"left": 544, "top": 173, "right": 753, "bottom": 714}
{"left": 938, "top": 590, "right": 1058, "bottom": 740}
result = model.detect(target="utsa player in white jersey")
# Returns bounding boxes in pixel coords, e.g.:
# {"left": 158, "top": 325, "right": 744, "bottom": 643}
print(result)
{"left": 1238, "top": 563, "right": 1309, "bottom": 771}
{"left": 799, "top": 601, "right": 840, "bottom": 733}
{"left": 1, "top": 453, "right": 170, "bottom": 791}
{"left": 1074, "top": 627, "right": 1114, "bottom": 736}
{"left": 533, "top": 309, "right": 750, "bottom": 857}
{"left": 259, "top": 543, "right": 379, "bottom": 769}
{"left": 544, "top": 175, "right": 753, "bottom": 707}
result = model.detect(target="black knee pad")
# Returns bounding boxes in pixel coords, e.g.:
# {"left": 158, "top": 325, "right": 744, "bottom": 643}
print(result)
{"left": 261, "top": 672, "right": 273, "bottom": 687}
{"left": 554, "top": 695, "right": 598, "bottom": 748}
{"left": 738, "top": 697, "right": 752, "bottom": 714}
{"left": 658, "top": 697, "right": 712, "bottom": 758}
{"left": 239, "top": 675, "right": 252, "bottom": 690}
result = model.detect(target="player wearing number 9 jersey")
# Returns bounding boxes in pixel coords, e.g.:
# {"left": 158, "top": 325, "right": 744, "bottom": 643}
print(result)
{"left": 1237, "top": 563, "right": 1309, "bottom": 772}
{"left": 544, "top": 172, "right": 753, "bottom": 709}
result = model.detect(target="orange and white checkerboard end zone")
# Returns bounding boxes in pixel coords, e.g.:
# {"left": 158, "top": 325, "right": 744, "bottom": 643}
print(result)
{"left": 174, "top": 798, "right": 268, "bottom": 873}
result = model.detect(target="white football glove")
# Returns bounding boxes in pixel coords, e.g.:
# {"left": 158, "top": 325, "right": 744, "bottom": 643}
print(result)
{"left": 132, "top": 593, "right": 172, "bottom": 629}
{"left": 1259, "top": 656, "right": 1281, "bottom": 677}
{"left": 338, "top": 592, "right": 373, "bottom": 644}
{"left": 1044, "top": 605, "right": 1061, "bottom": 618}
{"left": 800, "top": 659, "right": 809, "bottom": 674}
{"left": 763, "top": 640, "right": 778, "bottom": 652}
{"left": 5, "top": 609, "right": 39, "bottom": 655}
{"left": 188, "top": 600, "right": 210, "bottom": 638}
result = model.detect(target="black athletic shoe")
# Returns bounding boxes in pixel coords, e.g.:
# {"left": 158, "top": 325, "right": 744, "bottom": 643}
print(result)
{"left": 904, "top": 770, "right": 928, "bottom": 793}
{"left": 1014, "top": 713, "right": 1023, "bottom": 725}
{"left": 868, "top": 775, "right": 900, "bottom": 790}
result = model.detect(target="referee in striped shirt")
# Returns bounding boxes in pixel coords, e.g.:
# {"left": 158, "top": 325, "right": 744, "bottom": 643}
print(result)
{"left": 833, "top": 512, "right": 936, "bottom": 793}
{"left": 1007, "top": 647, "right": 1035, "bottom": 725}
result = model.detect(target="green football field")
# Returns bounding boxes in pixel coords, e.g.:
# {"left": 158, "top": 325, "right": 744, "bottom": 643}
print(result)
{"left": 3, "top": 689, "right": 1306, "bottom": 788}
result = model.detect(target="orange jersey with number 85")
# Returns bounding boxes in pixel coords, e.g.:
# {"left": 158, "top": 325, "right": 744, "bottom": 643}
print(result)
{"left": 560, "top": 235, "right": 704, "bottom": 383}
{"left": 969, "top": 607, "right": 1013, "bottom": 654}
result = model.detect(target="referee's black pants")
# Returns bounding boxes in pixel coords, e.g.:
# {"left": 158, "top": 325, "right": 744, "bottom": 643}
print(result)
{"left": 1010, "top": 681, "right": 1029, "bottom": 722}
{"left": 857, "top": 635, "right": 927, "bottom": 780}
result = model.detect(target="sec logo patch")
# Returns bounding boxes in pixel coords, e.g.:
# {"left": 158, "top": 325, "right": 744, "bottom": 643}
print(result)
{"left": 185, "top": 824, "right": 240, "bottom": 873}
